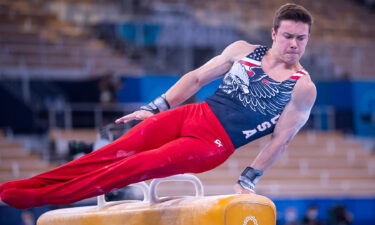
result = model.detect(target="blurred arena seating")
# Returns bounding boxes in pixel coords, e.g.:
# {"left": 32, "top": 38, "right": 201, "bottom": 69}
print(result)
{"left": 49, "top": 128, "right": 98, "bottom": 144}
{"left": 0, "top": 134, "right": 55, "bottom": 185}
{"left": 188, "top": 0, "right": 375, "bottom": 40}
{"left": 0, "top": 0, "right": 142, "bottom": 80}
{"left": 1, "top": 0, "right": 373, "bottom": 80}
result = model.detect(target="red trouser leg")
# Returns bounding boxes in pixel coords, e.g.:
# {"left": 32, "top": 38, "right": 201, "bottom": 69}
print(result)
{"left": 1, "top": 102, "right": 235, "bottom": 209}
{"left": 2, "top": 136, "right": 232, "bottom": 209}
{"left": 0, "top": 106, "right": 184, "bottom": 193}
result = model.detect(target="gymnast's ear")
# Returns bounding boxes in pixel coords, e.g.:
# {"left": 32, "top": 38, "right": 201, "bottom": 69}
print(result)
{"left": 271, "top": 28, "right": 277, "bottom": 42}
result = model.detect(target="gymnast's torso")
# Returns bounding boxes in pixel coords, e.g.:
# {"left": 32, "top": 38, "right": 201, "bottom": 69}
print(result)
{"left": 206, "top": 46, "right": 308, "bottom": 148}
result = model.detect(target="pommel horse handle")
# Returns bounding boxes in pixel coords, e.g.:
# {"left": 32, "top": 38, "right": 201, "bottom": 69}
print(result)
{"left": 149, "top": 174, "right": 204, "bottom": 205}
{"left": 97, "top": 174, "right": 203, "bottom": 208}
{"left": 97, "top": 182, "right": 150, "bottom": 209}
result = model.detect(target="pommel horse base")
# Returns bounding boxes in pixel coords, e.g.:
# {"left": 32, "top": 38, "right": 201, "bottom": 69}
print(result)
{"left": 37, "top": 174, "right": 276, "bottom": 225}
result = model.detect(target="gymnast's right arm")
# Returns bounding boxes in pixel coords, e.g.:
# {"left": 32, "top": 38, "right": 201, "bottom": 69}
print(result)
{"left": 115, "top": 41, "right": 247, "bottom": 124}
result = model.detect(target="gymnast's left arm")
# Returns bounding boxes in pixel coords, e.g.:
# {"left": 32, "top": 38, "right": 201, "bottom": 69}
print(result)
{"left": 235, "top": 76, "right": 317, "bottom": 194}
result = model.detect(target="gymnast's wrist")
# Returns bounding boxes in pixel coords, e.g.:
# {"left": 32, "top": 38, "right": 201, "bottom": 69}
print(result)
{"left": 140, "top": 94, "right": 170, "bottom": 114}
{"left": 237, "top": 167, "right": 264, "bottom": 191}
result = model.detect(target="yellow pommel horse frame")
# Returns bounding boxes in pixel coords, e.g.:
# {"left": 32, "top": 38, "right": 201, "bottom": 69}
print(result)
{"left": 37, "top": 174, "right": 276, "bottom": 225}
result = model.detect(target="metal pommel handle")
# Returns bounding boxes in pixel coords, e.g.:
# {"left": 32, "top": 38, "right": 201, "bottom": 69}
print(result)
{"left": 149, "top": 174, "right": 204, "bottom": 205}
{"left": 97, "top": 181, "right": 150, "bottom": 209}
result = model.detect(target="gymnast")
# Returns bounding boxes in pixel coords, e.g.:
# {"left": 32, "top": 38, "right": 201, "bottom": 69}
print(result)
{"left": 0, "top": 3, "right": 316, "bottom": 209}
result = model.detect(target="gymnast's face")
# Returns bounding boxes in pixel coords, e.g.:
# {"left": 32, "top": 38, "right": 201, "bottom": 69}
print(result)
{"left": 271, "top": 20, "right": 310, "bottom": 65}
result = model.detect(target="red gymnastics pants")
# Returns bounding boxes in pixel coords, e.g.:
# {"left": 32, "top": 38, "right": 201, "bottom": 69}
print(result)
{"left": 0, "top": 102, "right": 235, "bottom": 209}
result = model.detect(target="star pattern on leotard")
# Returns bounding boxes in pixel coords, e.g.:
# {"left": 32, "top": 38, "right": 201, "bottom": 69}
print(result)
{"left": 247, "top": 46, "right": 268, "bottom": 61}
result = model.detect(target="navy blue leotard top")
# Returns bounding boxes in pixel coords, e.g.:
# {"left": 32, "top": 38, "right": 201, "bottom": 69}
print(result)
{"left": 206, "top": 46, "right": 308, "bottom": 148}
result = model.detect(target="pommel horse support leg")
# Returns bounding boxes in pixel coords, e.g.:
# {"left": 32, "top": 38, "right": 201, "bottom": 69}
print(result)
{"left": 37, "top": 174, "right": 276, "bottom": 225}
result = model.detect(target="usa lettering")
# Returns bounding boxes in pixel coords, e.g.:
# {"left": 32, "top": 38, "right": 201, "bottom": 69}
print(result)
{"left": 242, "top": 114, "right": 280, "bottom": 139}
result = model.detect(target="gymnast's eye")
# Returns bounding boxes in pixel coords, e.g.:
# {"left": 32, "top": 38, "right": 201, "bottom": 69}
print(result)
{"left": 284, "top": 34, "right": 293, "bottom": 39}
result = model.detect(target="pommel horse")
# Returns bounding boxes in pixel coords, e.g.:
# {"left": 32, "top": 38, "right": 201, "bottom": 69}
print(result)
{"left": 37, "top": 174, "right": 276, "bottom": 225}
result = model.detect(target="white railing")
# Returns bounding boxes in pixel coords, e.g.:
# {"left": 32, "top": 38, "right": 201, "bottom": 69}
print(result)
{"left": 47, "top": 102, "right": 143, "bottom": 129}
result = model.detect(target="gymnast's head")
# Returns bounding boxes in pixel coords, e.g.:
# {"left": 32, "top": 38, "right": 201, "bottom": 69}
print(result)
{"left": 271, "top": 3, "right": 313, "bottom": 65}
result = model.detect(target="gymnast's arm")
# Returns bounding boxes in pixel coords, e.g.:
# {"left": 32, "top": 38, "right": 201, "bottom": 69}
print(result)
{"left": 235, "top": 75, "right": 317, "bottom": 194}
{"left": 115, "top": 40, "right": 255, "bottom": 123}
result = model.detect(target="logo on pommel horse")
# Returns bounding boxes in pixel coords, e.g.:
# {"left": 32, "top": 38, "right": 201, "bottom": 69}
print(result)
{"left": 242, "top": 216, "right": 258, "bottom": 225}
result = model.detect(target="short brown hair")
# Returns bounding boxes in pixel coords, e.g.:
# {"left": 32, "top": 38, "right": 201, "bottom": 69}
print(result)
{"left": 273, "top": 3, "right": 313, "bottom": 33}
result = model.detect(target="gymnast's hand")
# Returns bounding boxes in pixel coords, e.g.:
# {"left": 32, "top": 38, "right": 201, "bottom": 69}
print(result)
{"left": 234, "top": 183, "right": 255, "bottom": 194}
{"left": 115, "top": 110, "right": 154, "bottom": 123}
